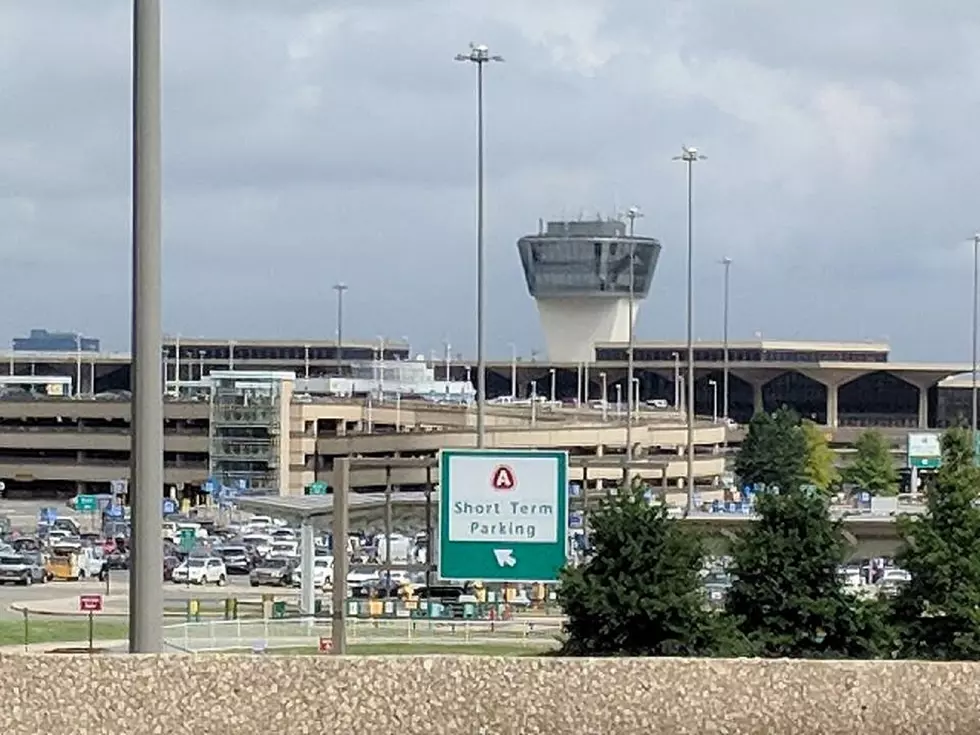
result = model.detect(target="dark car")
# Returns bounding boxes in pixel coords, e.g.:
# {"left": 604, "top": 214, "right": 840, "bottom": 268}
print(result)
{"left": 218, "top": 545, "right": 251, "bottom": 575}
{"left": 163, "top": 555, "right": 180, "bottom": 581}
{"left": 249, "top": 557, "right": 295, "bottom": 587}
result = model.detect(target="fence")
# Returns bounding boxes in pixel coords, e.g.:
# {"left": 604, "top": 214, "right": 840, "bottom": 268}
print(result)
{"left": 162, "top": 616, "right": 563, "bottom": 653}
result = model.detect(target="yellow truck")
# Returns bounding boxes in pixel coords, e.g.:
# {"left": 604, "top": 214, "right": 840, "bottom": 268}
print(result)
{"left": 45, "top": 544, "right": 107, "bottom": 582}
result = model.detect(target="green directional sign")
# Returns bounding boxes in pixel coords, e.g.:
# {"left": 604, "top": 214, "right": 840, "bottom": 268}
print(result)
{"left": 179, "top": 527, "right": 197, "bottom": 553}
{"left": 438, "top": 449, "right": 568, "bottom": 584}
{"left": 305, "top": 481, "right": 329, "bottom": 496}
{"left": 908, "top": 432, "right": 942, "bottom": 470}
{"left": 75, "top": 495, "right": 98, "bottom": 513}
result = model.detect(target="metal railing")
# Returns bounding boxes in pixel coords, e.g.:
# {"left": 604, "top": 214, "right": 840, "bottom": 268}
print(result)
{"left": 162, "top": 616, "right": 562, "bottom": 653}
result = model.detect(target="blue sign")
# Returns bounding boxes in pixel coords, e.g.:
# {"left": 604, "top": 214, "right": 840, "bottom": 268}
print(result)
{"left": 568, "top": 483, "right": 581, "bottom": 498}
{"left": 202, "top": 478, "right": 217, "bottom": 495}
{"left": 236, "top": 479, "right": 247, "bottom": 491}
{"left": 105, "top": 504, "right": 124, "bottom": 519}
{"left": 38, "top": 507, "right": 57, "bottom": 524}
{"left": 568, "top": 511, "right": 584, "bottom": 529}
{"left": 162, "top": 498, "right": 178, "bottom": 515}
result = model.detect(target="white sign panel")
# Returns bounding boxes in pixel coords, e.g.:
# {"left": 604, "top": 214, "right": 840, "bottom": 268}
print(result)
{"left": 908, "top": 433, "right": 941, "bottom": 458}
{"left": 446, "top": 455, "right": 560, "bottom": 544}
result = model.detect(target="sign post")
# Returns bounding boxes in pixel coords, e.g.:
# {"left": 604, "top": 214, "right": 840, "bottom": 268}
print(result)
{"left": 438, "top": 449, "right": 568, "bottom": 583}
{"left": 908, "top": 432, "right": 942, "bottom": 494}
{"left": 79, "top": 594, "right": 103, "bottom": 653}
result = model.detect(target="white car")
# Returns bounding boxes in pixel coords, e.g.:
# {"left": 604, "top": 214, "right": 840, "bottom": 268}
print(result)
{"left": 172, "top": 557, "right": 227, "bottom": 585}
{"left": 292, "top": 557, "right": 333, "bottom": 590}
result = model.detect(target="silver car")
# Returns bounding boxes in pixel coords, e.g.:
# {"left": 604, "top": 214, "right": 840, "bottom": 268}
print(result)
{"left": 0, "top": 554, "right": 46, "bottom": 586}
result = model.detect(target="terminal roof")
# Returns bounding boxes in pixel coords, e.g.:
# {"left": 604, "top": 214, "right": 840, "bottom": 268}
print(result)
{"left": 234, "top": 492, "right": 432, "bottom": 522}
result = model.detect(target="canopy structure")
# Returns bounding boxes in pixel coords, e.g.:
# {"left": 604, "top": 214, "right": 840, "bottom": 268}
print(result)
{"left": 233, "top": 492, "right": 434, "bottom": 533}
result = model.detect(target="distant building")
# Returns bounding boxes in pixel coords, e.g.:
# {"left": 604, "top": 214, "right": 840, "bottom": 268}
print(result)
{"left": 12, "top": 329, "right": 100, "bottom": 353}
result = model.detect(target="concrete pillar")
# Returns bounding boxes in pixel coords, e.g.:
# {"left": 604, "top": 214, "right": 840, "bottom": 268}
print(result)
{"left": 752, "top": 384, "right": 763, "bottom": 414}
{"left": 300, "top": 518, "right": 315, "bottom": 617}
{"left": 918, "top": 387, "right": 928, "bottom": 429}
{"left": 826, "top": 386, "right": 839, "bottom": 429}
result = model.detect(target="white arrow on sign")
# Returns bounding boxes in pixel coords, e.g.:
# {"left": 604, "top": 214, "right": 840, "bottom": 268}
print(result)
{"left": 493, "top": 549, "right": 517, "bottom": 568}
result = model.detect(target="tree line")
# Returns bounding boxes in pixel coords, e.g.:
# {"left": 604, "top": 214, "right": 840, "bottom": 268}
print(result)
{"left": 557, "top": 408, "right": 980, "bottom": 659}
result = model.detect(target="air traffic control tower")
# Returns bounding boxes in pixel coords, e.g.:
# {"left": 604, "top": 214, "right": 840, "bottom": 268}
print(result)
{"left": 518, "top": 218, "right": 661, "bottom": 363}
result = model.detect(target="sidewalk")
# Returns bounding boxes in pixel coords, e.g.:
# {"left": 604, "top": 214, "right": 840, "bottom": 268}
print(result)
{"left": 0, "top": 639, "right": 128, "bottom": 654}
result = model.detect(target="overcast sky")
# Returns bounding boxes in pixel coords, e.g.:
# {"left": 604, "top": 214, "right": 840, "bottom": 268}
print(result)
{"left": 1, "top": 0, "right": 979, "bottom": 361}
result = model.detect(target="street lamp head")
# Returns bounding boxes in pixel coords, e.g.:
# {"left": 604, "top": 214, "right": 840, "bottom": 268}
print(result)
{"left": 456, "top": 43, "right": 504, "bottom": 63}
{"left": 333, "top": 282, "right": 348, "bottom": 292}
{"left": 673, "top": 145, "right": 706, "bottom": 162}
{"left": 721, "top": 256, "right": 732, "bottom": 266}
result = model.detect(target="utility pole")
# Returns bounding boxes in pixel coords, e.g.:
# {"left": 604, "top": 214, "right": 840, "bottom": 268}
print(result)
{"left": 673, "top": 146, "right": 705, "bottom": 516}
{"left": 623, "top": 206, "right": 643, "bottom": 483}
{"left": 721, "top": 257, "right": 732, "bottom": 424}
{"left": 455, "top": 43, "right": 503, "bottom": 448}
{"left": 972, "top": 235, "right": 979, "bottom": 457}
{"left": 333, "top": 283, "right": 347, "bottom": 376}
{"left": 129, "top": 0, "right": 164, "bottom": 653}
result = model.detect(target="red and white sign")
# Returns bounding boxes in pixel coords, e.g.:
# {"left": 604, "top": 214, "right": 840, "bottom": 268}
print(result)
{"left": 318, "top": 636, "right": 333, "bottom": 653}
{"left": 79, "top": 594, "right": 103, "bottom": 613}
{"left": 490, "top": 465, "right": 516, "bottom": 491}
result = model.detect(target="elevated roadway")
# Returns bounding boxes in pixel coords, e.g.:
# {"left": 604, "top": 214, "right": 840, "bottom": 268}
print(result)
{"left": 236, "top": 493, "right": 917, "bottom": 561}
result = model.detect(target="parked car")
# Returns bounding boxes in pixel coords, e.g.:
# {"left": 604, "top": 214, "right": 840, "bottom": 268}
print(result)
{"left": 162, "top": 555, "right": 180, "bottom": 581}
{"left": 0, "top": 554, "right": 46, "bottom": 586}
{"left": 218, "top": 545, "right": 252, "bottom": 575}
{"left": 249, "top": 557, "right": 295, "bottom": 587}
{"left": 291, "top": 557, "right": 333, "bottom": 591}
{"left": 171, "top": 557, "right": 227, "bottom": 585}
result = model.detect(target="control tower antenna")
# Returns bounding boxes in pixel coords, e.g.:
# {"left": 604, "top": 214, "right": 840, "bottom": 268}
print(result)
{"left": 624, "top": 205, "right": 644, "bottom": 236}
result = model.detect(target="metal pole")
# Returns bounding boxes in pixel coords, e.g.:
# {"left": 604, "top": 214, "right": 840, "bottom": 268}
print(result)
{"left": 129, "top": 0, "right": 163, "bottom": 653}
{"left": 550, "top": 369, "right": 556, "bottom": 404}
{"left": 722, "top": 257, "right": 731, "bottom": 422}
{"left": 672, "top": 352, "right": 680, "bottom": 410}
{"left": 475, "top": 60, "right": 487, "bottom": 448}
{"left": 304, "top": 344, "right": 310, "bottom": 380}
{"left": 300, "top": 519, "right": 314, "bottom": 617}
{"left": 510, "top": 344, "right": 517, "bottom": 399}
{"left": 75, "top": 334, "right": 82, "bottom": 398}
{"left": 174, "top": 334, "right": 180, "bottom": 394}
{"left": 626, "top": 236, "right": 635, "bottom": 476}
{"left": 972, "top": 235, "right": 979, "bottom": 450}
{"left": 334, "top": 283, "right": 347, "bottom": 376}
{"left": 457, "top": 44, "right": 502, "bottom": 448}
{"left": 684, "top": 155, "right": 696, "bottom": 515}
{"left": 331, "top": 457, "right": 350, "bottom": 654}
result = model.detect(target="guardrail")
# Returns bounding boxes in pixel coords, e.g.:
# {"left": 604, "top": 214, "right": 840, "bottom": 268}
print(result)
{"left": 162, "top": 616, "right": 562, "bottom": 653}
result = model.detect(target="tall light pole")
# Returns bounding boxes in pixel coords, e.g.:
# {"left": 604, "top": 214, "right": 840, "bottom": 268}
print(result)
{"left": 720, "top": 257, "right": 732, "bottom": 423}
{"left": 456, "top": 43, "right": 503, "bottom": 448}
{"left": 672, "top": 351, "right": 680, "bottom": 409}
{"left": 624, "top": 205, "right": 643, "bottom": 481}
{"left": 673, "top": 146, "right": 705, "bottom": 516}
{"left": 708, "top": 379, "right": 718, "bottom": 423}
{"left": 129, "top": 0, "right": 164, "bottom": 653}
{"left": 972, "top": 234, "right": 979, "bottom": 454}
{"left": 333, "top": 283, "right": 347, "bottom": 376}
{"left": 549, "top": 368, "right": 557, "bottom": 404}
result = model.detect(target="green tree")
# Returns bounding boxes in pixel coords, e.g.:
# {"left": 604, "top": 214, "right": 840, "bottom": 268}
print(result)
{"left": 842, "top": 429, "right": 899, "bottom": 496}
{"left": 724, "top": 485, "right": 888, "bottom": 658}
{"left": 734, "top": 406, "right": 807, "bottom": 492}
{"left": 892, "top": 427, "right": 980, "bottom": 659}
{"left": 801, "top": 419, "right": 840, "bottom": 492}
{"left": 557, "top": 484, "right": 739, "bottom": 657}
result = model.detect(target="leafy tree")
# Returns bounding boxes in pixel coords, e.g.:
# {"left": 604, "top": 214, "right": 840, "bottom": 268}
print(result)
{"left": 724, "top": 485, "right": 888, "bottom": 658}
{"left": 557, "top": 483, "right": 740, "bottom": 657}
{"left": 892, "top": 427, "right": 980, "bottom": 659}
{"left": 734, "top": 406, "right": 807, "bottom": 492}
{"left": 842, "top": 429, "right": 899, "bottom": 496}
{"left": 801, "top": 419, "right": 840, "bottom": 492}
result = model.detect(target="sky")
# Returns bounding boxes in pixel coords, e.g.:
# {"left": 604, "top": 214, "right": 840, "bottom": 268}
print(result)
{"left": 2, "top": 0, "right": 980, "bottom": 362}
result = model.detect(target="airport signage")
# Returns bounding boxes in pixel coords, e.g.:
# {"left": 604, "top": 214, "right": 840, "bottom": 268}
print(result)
{"left": 75, "top": 495, "right": 98, "bottom": 513}
{"left": 438, "top": 449, "right": 568, "bottom": 583}
{"left": 78, "top": 594, "right": 103, "bottom": 613}
{"left": 908, "top": 432, "right": 942, "bottom": 469}
{"left": 306, "top": 481, "right": 329, "bottom": 496}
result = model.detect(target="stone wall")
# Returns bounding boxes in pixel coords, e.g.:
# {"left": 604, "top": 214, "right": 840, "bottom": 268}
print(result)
{"left": 1, "top": 654, "right": 977, "bottom": 734}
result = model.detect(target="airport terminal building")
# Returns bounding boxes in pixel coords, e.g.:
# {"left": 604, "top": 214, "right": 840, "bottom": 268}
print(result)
{"left": 0, "top": 216, "right": 973, "bottom": 499}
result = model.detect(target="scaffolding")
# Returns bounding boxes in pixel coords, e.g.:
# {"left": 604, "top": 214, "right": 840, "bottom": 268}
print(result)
{"left": 208, "top": 372, "right": 287, "bottom": 494}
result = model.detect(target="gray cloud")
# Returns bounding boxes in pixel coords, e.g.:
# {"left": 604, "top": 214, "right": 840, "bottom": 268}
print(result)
{"left": 0, "top": 0, "right": 978, "bottom": 362}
